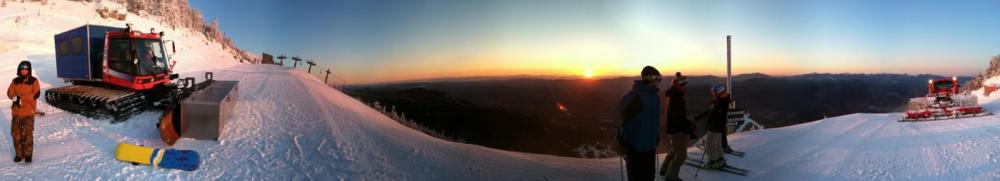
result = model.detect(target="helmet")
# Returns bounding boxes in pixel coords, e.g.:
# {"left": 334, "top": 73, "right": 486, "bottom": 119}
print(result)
{"left": 711, "top": 84, "right": 727, "bottom": 94}
{"left": 640, "top": 66, "right": 661, "bottom": 82}
{"left": 672, "top": 72, "right": 687, "bottom": 86}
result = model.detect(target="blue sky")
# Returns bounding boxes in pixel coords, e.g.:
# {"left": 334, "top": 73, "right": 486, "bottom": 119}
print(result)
{"left": 190, "top": 0, "right": 1000, "bottom": 84}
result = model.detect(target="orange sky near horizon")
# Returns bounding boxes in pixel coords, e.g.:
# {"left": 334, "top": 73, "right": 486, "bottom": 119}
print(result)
{"left": 197, "top": 1, "right": 1000, "bottom": 85}
{"left": 333, "top": 26, "right": 989, "bottom": 84}
{"left": 340, "top": 49, "right": 988, "bottom": 85}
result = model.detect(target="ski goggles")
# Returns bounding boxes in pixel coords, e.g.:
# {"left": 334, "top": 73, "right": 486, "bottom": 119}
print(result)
{"left": 18, "top": 64, "right": 28, "bottom": 70}
{"left": 674, "top": 76, "right": 687, "bottom": 85}
{"left": 712, "top": 84, "right": 727, "bottom": 93}
{"left": 642, "top": 75, "right": 662, "bottom": 82}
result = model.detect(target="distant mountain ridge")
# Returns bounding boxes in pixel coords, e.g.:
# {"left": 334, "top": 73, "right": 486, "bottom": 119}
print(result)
{"left": 346, "top": 72, "right": 971, "bottom": 158}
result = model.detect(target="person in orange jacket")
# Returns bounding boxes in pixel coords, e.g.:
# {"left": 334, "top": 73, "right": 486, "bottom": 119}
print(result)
{"left": 8, "top": 60, "right": 39, "bottom": 163}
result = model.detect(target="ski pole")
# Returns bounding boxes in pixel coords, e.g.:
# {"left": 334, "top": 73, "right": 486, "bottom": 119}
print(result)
{"left": 695, "top": 136, "right": 706, "bottom": 179}
{"left": 620, "top": 154, "right": 624, "bottom": 181}
{"left": 616, "top": 135, "right": 624, "bottom": 181}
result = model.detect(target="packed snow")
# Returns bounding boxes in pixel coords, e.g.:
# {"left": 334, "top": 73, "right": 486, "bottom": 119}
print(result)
{"left": 4, "top": 1, "right": 1000, "bottom": 180}
{"left": 1, "top": 64, "right": 626, "bottom": 180}
{"left": 0, "top": 1, "right": 620, "bottom": 180}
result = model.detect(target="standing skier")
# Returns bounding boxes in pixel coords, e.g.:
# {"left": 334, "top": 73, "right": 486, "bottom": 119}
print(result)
{"left": 702, "top": 84, "right": 732, "bottom": 169}
{"left": 617, "top": 66, "right": 664, "bottom": 181}
{"left": 659, "top": 72, "right": 694, "bottom": 181}
{"left": 7, "top": 60, "right": 39, "bottom": 163}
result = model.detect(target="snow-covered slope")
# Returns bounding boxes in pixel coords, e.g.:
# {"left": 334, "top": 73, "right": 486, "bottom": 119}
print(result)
{"left": 688, "top": 112, "right": 1000, "bottom": 180}
{"left": 0, "top": 1, "right": 621, "bottom": 180}
{"left": 0, "top": 64, "right": 622, "bottom": 180}
{"left": 6, "top": 1, "right": 1000, "bottom": 180}
{"left": 672, "top": 83, "right": 1000, "bottom": 180}
{"left": 0, "top": 1, "right": 242, "bottom": 84}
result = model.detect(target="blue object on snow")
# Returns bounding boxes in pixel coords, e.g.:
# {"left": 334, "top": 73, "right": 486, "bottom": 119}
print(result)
{"left": 149, "top": 148, "right": 201, "bottom": 171}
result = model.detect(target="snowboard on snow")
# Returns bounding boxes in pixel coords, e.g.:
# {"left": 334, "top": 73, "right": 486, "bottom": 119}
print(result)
{"left": 114, "top": 143, "right": 200, "bottom": 171}
{"left": 684, "top": 158, "right": 749, "bottom": 176}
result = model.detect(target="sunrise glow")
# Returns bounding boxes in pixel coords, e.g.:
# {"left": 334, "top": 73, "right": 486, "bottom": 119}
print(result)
{"left": 237, "top": 1, "right": 1000, "bottom": 84}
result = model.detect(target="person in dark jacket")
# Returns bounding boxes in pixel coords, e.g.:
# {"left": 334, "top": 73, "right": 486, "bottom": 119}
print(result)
{"left": 658, "top": 72, "right": 694, "bottom": 181}
{"left": 617, "top": 66, "right": 664, "bottom": 181}
{"left": 703, "top": 84, "right": 731, "bottom": 169}
{"left": 7, "top": 60, "right": 40, "bottom": 163}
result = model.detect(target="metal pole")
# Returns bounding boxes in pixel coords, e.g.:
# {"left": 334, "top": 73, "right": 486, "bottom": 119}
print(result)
{"left": 727, "top": 35, "right": 735, "bottom": 109}
{"left": 727, "top": 35, "right": 732, "bottom": 99}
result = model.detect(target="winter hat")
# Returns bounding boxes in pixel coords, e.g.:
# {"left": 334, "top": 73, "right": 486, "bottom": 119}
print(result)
{"left": 672, "top": 72, "right": 687, "bottom": 86}
{"left": 711, "top": 84, "right": 727, "bottom": 94}
{"left": 16, "top": 60, "right": 31, "bottom": 77}
{"left": 640, "top": 66, "right": 661, "bottom": 82}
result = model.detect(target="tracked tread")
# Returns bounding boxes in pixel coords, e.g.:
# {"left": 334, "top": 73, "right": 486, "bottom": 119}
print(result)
{"left": 45, "top": 85, "right": 150, "bottom": 122}
{"left": 899, "top": 112, "right": 993, "bottom": 122}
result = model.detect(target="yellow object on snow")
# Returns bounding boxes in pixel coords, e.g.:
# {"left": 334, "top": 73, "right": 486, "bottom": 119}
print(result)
{"left": 114, "top": 143, "right": 165, "bottom": 166}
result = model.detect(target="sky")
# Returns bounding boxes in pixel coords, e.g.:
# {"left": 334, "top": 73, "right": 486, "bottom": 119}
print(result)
{"left": 190, "top": 0, "right": 1000, "bottom": 84}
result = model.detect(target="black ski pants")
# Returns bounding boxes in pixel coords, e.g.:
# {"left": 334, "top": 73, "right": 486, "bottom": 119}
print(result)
{"left": 625, "top": 148, "right": 656, "bottom": 181}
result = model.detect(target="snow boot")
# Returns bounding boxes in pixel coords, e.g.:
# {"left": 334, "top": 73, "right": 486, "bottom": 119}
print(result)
{"left": 13, "top": 156, "right": 21, "bottom": 163}
{"left": 25, "top": 156, "right": 31, "bottom": 163}
{"left": 705, "top": 158, "right": 726, "bottom": 170}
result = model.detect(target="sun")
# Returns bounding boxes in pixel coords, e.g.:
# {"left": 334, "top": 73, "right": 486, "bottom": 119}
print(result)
{"left": 583, "top": 69, "right": 594, "bottom": 79}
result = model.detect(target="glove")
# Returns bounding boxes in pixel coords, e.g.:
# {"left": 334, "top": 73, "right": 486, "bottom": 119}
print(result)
{"left": 12, "top": 96, "right": 20, "bottom": 108}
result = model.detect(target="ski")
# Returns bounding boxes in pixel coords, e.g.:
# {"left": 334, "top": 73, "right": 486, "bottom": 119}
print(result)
{"left": 727, "top": 150, "right": 746, "bottom": 157}
{"left": 683, "top": 161, "right": 748, "bottom": 176}
{"left": 686, "top": 159, "right": 750, "bottom": 173}
{"left": 695, "top": 145, "right": 745, "bottom": 157}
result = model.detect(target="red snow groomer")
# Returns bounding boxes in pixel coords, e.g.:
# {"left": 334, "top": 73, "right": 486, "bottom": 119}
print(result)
{"left": 49, "top": 24, "right": 239, "bottom": 146}
{"left": 900, "top": 77, "right": 992, "bottom": 122}
{"left": 48, "top": 24, "right": 187, "bottom": 122}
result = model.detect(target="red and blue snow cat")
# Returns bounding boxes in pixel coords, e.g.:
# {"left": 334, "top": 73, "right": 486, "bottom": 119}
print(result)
{"left": 900, "top": 77, "right": 992, "bottom": 122}
{"left": 48, "top": 24, "right": 185, "bottom": 121}
{"left": 48, "top": 24, "right": 238, "bottom": 145}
